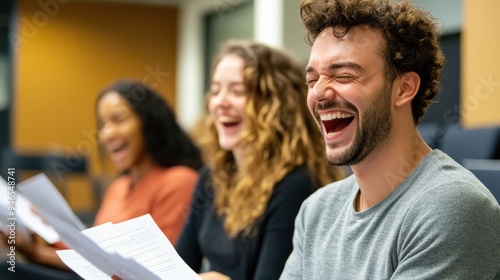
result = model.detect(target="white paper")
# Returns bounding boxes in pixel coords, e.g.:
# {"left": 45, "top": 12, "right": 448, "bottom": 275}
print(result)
{"left": 56, "top": 249, "right": 110, "bottom": 279}
{"left": 16, "top": 173, "right": 86, "bottom": 231}
{"left": 0, "top": 175, "right": 60, "bottom": 243}
{"left": 48, "top": 212, "right": 159, "bottom": 280}
{"left": 56, "top": 214, "right": 201, "bottom": 280}
{"left": 55, "top": 223, "right": 115, "bottom": 279}
{"left": 0, "top": 210, "right": 31, "bottom": 241}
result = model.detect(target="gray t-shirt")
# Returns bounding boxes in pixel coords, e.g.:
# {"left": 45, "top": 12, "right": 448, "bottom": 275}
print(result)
{"left": 280, "top": 150, "right": 500, "bottom": 280}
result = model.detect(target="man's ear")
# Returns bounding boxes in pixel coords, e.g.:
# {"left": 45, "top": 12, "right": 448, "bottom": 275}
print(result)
{"left": 394, "top": 72, "right": 420, "bottom": 108}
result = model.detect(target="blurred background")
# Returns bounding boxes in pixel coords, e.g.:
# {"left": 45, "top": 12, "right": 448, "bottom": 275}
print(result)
{"left": 0, "top": 0, "right": 499, "bottom": 222}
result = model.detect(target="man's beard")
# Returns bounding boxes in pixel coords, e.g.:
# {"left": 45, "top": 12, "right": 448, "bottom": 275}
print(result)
{"left": 325, "top": 83, "right": 393, "bottom": 166}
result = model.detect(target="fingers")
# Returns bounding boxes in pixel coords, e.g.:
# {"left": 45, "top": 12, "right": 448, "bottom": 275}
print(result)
{"left": 29, "top": 204, "right": 49, "bottom": 225}
{"left": 30, "top": 204, "right": 40, "bottom": 215}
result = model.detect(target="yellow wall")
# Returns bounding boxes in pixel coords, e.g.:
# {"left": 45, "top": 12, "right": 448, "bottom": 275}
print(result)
{"left": 462, "top": 0, "right": 500, "bottom": 127}
{"left": 13, "top": 0, "right": 178, "bottom": 211}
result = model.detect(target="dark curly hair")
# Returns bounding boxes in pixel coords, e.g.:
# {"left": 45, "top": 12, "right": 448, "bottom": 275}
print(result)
{"left": 300, "top": 0, "right": 445, "bottom": 124}
{"left": 97, "top": 80, "right": 203, "bottom": 171}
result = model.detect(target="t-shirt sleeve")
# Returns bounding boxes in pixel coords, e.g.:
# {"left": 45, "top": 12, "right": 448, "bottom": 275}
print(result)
{"left": 254, "top": 171, "right": 314, "bottom": 280}
{"left": 393, "top": 182, "right": 500, "bottom": 279}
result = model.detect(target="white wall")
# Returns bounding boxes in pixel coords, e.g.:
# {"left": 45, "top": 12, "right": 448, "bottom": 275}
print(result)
{"left": 254, "top": 0, "right": 284, "bottom": 47}
{"left": 176, "top": 0, "right": 216, "bottom": 130}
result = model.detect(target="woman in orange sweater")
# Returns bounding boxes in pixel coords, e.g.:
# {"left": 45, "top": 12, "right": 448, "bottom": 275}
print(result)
{"left": 93, "top": 80, "right": 202, "bottom": 242}
{"left": 0, "top": 80, "right": 203, "bottom": 279}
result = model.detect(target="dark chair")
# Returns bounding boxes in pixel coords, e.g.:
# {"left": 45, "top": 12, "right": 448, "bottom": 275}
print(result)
{"left": 440, "top": 124, "right": 500, "bottom": 165}
{"left": 463, "top": 159, "right": 500, "bottom": 204}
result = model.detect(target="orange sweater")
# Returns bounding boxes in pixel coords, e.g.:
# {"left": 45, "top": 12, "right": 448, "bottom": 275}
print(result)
{"left": 93, "top": 165, "right": 198, "bottom": 244}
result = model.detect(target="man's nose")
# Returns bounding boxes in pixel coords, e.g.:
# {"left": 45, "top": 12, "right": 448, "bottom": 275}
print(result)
{"left": 312, "top": 77, "right": 336, "bottom": 100}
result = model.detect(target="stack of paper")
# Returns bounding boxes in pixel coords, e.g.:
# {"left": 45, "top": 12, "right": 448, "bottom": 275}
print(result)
{"left": 1, "top": 173, "right": 201, "bottom": 280}
{"left": 56, "top": 214, "right": 201, "bottom": 280}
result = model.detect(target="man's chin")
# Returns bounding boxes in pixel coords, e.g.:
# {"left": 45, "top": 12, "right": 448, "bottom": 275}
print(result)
{"left": 326, "top": 148, "right": 360, "bottom": 166}
{"left": 327, "top": 158, "right": 348, "bottom": 166}
{"left": 325, "top": 146, "right": 347, "bottom": 164}
{"left": 326, "top": 153, "right": 348, "bottom": 166}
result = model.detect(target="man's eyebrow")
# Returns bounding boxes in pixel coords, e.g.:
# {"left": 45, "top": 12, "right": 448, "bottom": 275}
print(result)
{"left": 328, "top": 62, "right": 363, "bottom": 72}
{"left": 305, "top": 62, "right": 364, "bottom": 74}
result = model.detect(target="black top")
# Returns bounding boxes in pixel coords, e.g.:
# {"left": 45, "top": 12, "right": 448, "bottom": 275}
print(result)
{"left": 176, "top": 166, "right": 316, "bottom": 280}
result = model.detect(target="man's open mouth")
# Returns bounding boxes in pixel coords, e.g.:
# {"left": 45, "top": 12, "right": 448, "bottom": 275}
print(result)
{"left": 320, "top": 112, "right": 354, "bottom": 134}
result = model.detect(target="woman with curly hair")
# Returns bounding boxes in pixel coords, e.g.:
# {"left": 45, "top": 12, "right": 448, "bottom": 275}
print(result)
{"left": 175, "top": 41, "right": 344, "bottom": 280}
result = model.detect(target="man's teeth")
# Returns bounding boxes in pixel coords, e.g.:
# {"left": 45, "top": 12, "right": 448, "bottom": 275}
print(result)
{"left": 320, "top": 112, "right": 352, "bottom": 121}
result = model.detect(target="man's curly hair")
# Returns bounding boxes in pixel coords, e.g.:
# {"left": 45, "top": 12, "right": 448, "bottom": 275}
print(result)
{"left": 300, "top": 0, "right": 445, "bottom": 124}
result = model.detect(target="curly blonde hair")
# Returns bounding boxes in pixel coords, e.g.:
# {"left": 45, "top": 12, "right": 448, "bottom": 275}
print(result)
{"left": 198, "top": 41, "right": 344, "bottom": 237}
